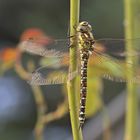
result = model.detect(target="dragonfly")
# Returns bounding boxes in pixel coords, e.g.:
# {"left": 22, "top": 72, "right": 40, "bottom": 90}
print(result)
{"left": 19, "top": 21, "right": 140, "bottom": 128}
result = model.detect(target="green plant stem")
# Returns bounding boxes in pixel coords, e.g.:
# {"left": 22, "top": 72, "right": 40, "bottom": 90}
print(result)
{"left": 124, "top": 0, "right": 139, "bottom": 139}
{"left": 67, "top": 0, "right": 83, "bottom": 140}
{"left": 26, "top": 61, "right": 47, "bottom": 140}
{"left": 31, "top": 86, "right": 46, "bottom": 140}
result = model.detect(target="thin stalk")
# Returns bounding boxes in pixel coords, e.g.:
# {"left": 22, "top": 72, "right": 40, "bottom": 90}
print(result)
{"left": 27, "top": 61, "right": 47, "bottom": 140}
{"left": 15, "top": 58, "right": 46, "bottom": 140}
{"left": 31, "top": 86, "right": 46, "bottom": 140}
{"left": 67, "top": 0, "right": 83, "bottom": 139}
{"left": 124, "top": 0, "right": 139, "bottom": 139}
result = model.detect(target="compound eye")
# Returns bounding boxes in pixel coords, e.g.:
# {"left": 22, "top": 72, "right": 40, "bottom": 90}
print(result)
{"left": 80, "top": 28, "right": 84, "bottom": 32}
{"left": 83, "top": 21, "right": 88, "bottom": 26}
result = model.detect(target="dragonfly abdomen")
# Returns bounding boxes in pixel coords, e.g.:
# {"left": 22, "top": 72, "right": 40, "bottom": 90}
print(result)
{"left": 79, "top": 50, "right": 89, "bottom": 128}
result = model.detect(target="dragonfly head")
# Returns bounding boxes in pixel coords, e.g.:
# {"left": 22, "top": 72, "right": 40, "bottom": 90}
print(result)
{"left": 77, "top": 21, "right": 92, "bottom": 33}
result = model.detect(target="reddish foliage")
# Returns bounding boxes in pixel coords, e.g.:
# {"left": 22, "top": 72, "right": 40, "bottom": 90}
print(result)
{"left": 0, "top": 48, "right": 17, "bottom": 62}
{"left": 20, "top": 28, "right": 53, "bottom": 46}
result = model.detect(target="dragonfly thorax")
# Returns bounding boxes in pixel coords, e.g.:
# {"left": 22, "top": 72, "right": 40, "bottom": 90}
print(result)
{"left": 77, "top": 21, "right": 95, "bottom": 55}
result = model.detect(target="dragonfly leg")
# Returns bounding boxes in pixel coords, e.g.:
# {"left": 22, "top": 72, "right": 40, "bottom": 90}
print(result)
{"left": 68, "top": 35, "right": 75, "bottom": 48}
{"left": 67, "top": 35, "right": 75, "bottom": 38}
{"left": 69, "top": 42, "right": 74, "bottom": 48}
{"left": 73, "top": 25, "right": 77, "bottom": 30}
{"left": 68, "top": 35, "right": 78, "bottom": 48}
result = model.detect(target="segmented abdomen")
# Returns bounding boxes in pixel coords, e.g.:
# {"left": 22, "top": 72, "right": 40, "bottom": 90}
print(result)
{"left": 79, "top": 50, "right": 89, "bottom": 128}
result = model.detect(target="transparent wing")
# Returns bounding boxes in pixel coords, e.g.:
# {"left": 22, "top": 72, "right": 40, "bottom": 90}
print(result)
{"left": 19, "top": 37, "right": 140, "bottom": 58}
{"left": 23, "top": 37, "right": 79, "bottom": 86}
{"left": 18, "top": 38, "right": 69, "bottom": 58}
{"left": 28, "top": 65, "right": 78, "bottom": 85}
{"left": 28, "top": 47, "right": 80, "bottom": 85}
{"left": 39, "top": 52, "right": 71, "bottom": 68}
{"left": 31, "top": 55, "right": 140, "bottom": 85}
{"left": 95, "top": 38, "right": 140, "bottom": 57}
{"left": 89, "top": 38, "right": 140, "bottom": 83}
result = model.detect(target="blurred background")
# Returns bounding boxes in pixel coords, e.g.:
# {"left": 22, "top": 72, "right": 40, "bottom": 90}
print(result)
{"left": 0, "top": 0, "right": 139, "bottom": 140}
